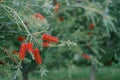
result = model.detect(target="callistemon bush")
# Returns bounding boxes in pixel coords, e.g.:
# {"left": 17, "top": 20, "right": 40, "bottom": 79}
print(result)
{"left": 1, "top": 1, "right": 119, "bottom": 80}
{"left": 33, "top": 48, "right": 42, "bottom": 64}
{"left": 42, "top": 34, "right": 59, "bottom": 43}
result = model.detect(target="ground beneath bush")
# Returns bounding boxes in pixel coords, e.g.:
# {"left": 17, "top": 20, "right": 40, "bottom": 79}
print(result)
{"left": 30, "top": 66, "right": 120, "bottom": 80}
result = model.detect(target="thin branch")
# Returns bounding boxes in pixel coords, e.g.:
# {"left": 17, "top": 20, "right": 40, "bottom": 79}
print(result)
{"left": 1, "top": 4, "right": 31, "bottom": 35}
{"left": 0, "top": 4, "right": 40, "bottom": 43}
{"left": 72, "top": 4, "right": 104, "bottom": 17}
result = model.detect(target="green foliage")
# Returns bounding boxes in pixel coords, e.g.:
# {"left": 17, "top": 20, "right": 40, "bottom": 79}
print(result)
{"left": 0, "top": 0, "right": 120, "bottom": 80}
{"left": 44, "top": 0, "right": 120, "bottom": 68}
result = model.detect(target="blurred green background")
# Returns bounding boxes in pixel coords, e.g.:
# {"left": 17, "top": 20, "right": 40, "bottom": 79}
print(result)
{"left": 29, "top": 67, "right": 120, "bottom": 80}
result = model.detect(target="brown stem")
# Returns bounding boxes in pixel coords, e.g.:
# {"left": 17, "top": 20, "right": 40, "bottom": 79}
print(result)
{"left": 22, "top": 70, "right": 29, "bottom": 80}
{"left": 21, "top": 60, "right": 37, "bottom": 80}
{"left": 90, "top": 64, "right": 96, "bottom": 80}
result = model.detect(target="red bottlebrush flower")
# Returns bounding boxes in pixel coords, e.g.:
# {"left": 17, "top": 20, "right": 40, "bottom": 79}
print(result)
{"left": 17, "top": 36, "right": 25, "bottom": 42}
{"left": 33, "top": 48, "right": 42, "bottom": 64}
{"left": 0, "top": 61, "right": 4, "bottom": 65}
{"left": 58, "top": 17, "right": 64, "bottom": 21}
{"left": 12, "top": 50, "right": 18, "bottom": 54}
{"left": 82, "top": 53, "right": 91, "bottom": 60}
{"left": 89, "top": 23, "right": 95, "bottom": 29}
{"left": 54, "top": 3, "right": 60, "bottom": 12}
{"left": 42, "top": 34, "right": 59, "bottom": 43}
{"left": 27, "top": 42, "right": 33, "bottom": 53}
{"left": 19, "top": 43, "right": 27, "bottom": 60}
{"left": 43, "top": 42, "right": 51, "bottom": 47}
{"left": 35, "top": 13, "right": 45, "bottom": 20}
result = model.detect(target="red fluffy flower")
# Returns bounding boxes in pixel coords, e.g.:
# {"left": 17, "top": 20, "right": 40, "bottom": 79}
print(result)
{"left": 82, "top": 53, "right": 91, "bottom": 60}
{"left": 54, "top": 3, "right": 60, "bottom": 12}
{"left": 19, "top": 43, "right": 27, "bottom": 60}
{"left": 89, "top": 23, "right": 95, "bottom": 29}
{"left": 27, "top": 42, "right": 33, "bottom": 53}
{"left": 42, "top": 34, "right": 59, "bottom": 43}
{"left": 43, "top": 42, "right": 51, "bottom": 47}
{"left": 33, "top": 48, "right": 42, "bottom": 64}
{"left": 35, "top": 13, "right": 45, "bottom": 20}
{"left": 17, "top": 36, "right": 25, "bottom": 42}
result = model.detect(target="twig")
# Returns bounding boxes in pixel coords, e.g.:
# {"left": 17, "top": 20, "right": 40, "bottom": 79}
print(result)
{"left": 1, "top": 4, "right": 31, "bottom": 35}
{"left": 73, "top": 4, "right": 104, "bottom": 16}
{"left": 0, "top": 4, "right": 40, "bottom": 43}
